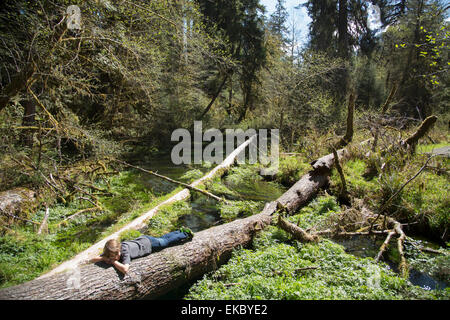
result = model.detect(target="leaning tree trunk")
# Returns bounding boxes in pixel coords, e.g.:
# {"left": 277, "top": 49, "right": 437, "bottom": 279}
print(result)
{"left": 0, "top": 137, "right": 360, "bottom": 300}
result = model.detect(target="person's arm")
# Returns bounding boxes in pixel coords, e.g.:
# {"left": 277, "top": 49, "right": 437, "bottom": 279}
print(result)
{"left": 88, "top": 255, "right": 104, "bottom": 264}
{"left": 112, "top": 260, "right": 130, "bottom": 274}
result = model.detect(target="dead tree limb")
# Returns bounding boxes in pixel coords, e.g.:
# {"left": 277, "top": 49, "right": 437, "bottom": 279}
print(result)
{"left": 337, "top": 92, "right": 356, "bottom": 148}
{"left": 200, "top": 74, "right": 228, "bottom": 119}
{"left": 375, "top": 229, "right": 396, "bottom": 262}
{"left": 394, "top": 221, "right": 408, "bottom": 278}
{"left": 332, "top": 147, "right": 349, "bottom": 202}
{"left": 277, "top": 216, "right": 319, "bottom": 243}
{"left": 114, "top": 160, "right": 229, "bottom": 204}
{"left": 401, "top": 115, "right": 438, "bottom": 153}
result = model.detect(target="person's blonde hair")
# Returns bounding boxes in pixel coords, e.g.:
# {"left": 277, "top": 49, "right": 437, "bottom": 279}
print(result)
{"left": 103, "top": 239, "right": 120, "bottom": 258}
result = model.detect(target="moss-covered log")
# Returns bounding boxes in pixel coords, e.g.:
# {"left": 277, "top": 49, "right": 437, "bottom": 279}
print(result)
{"left": 402, "top": 115, "right": 438, "bottom": 152}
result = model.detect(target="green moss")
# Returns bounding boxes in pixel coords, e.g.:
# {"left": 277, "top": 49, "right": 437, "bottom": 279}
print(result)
{"left": 275, "top": 156, "right": 310, "bottom": 186}
{"left": 331, "top": 159, "right": 378, "bottom": 201}
{"left": 417, "top": 143, "right": 449, "bottom": 153}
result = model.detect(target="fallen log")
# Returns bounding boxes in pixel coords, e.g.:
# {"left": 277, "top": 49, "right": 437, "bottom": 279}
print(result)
{"left": 375, "top": 229, "right": 396, "bottom": 262}
{"left": 0, "top": 135, "right": 358, "bottom": 299}
{"left": 0, "top": 204, "right": 274, "bottom": 300}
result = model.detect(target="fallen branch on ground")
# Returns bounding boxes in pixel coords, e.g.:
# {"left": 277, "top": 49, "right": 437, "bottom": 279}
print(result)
{"left": 277, "top": 216, "right": 319, "bottom": 243}
{"left": 114, "top": 160, "right": 229, "bottom": 204}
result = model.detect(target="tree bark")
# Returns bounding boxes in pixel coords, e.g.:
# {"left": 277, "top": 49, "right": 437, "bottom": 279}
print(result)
{"left": 200, "top": 75, "right": 228, "bottom": 119}
{"left": 402, "top": 115, "right": 437, "bottom": 151}
{"left": 277, "top": 216, "right": 319, "bottom": 243}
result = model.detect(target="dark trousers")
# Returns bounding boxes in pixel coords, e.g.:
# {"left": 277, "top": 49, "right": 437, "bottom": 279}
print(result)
{"left": 144, "top": 231, "right": 188, "bottom": 252}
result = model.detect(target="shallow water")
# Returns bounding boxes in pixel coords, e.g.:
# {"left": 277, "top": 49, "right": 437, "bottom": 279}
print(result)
{"left": 139, "top": 154, "right": 286, "bottom": 233}
{"left": 334, "top": 236, "right": 448, "bottom": 290}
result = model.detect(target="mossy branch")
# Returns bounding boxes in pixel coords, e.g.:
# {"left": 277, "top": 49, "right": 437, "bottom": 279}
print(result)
{"left": 114, "top": 160, "right": 229, "bottom": 204}
{"left": 402, "top": 115, "right": 438, "bottom": 152}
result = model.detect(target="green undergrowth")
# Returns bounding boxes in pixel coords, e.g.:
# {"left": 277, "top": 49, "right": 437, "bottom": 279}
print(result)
{"left": 275, "top": 155, "right": 311, "bottom": 186}
{"left": 223, "top": 165, "right": 286, "bottom": 202}
{"left": 417, "top": 142, "right": 449, "bottom": 154}
{"left": 329, "top": 151, "right": 449, "bottom": 240}
{"left": 186, "top": 195, "right": 450, "bottom": 300}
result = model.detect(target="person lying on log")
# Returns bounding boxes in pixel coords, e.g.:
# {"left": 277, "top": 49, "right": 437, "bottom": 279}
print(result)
{"left": 89, "top": 228, "right": 194, "bottom": 274}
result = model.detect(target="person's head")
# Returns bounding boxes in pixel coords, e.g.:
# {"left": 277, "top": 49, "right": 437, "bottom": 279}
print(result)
{"left": 103, "top": 239, "right": 121, "bottom": 263}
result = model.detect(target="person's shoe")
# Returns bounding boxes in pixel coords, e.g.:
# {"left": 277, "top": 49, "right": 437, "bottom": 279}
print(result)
{"left": 179, "top": 226, "right": 194, "bottom": 241}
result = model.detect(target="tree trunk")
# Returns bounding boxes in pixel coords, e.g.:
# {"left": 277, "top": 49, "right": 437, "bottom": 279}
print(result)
{"left": 20, "top": 99, "right": 36, "bottom": 147}
{"left": 200, "top": 75, "right": 228, "bottom": 119}
{"left": 338, "top": 0, "right": 349, "bottom": 59}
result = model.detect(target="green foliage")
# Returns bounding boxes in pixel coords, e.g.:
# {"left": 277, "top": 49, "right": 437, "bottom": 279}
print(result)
{"left": 146, "top": 201, "right": 192, "bottom": 237}
{"left": 0, "top": 230, "right": 89, "bottom": 289}
{"left": 331, "top": 159, "right": 379, "bottom": 201}
{"left": 186, "top": 194, "right": 448, "bottom": 300}
{"left": 179, "top": 169, "right": 204, "bottom": 183}
{"left": 224, "top": 165, "right": 285, "bottom": 202}
{"left": 401, "top": 163, "right": 449, "bottom": 233}
{"left": 218, "top": 200, "right": 262, "bottom": 222}
{"left": 275, "top": 156, "right": 310, "bottom": 186}
{"left": 186, "top": 235, "right": 445, "bottom": 299}
{"left": 205, "top": 178, "right": 237, "bottom": 199}
{"left": 119, "top": 230, "right": 142, "bottom": 242}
